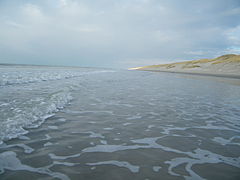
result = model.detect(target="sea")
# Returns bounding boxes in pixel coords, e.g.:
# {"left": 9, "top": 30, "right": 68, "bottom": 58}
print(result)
{"left": 0, "top": 64, "right": 240, "bottom": 180}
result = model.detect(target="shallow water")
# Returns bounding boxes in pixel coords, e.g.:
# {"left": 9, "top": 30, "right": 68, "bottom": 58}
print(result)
{"left": 0, "top": 65, "right": 240, "bottom": 180}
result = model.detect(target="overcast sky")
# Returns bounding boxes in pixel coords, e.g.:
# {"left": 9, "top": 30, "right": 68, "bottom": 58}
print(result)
{"left": 0, "top": 0, "right": 240, "bottom": 68}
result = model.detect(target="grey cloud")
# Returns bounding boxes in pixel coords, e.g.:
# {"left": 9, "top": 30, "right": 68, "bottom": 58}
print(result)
{"left": 0, "top": 0, "right": 239, "bottom": 68}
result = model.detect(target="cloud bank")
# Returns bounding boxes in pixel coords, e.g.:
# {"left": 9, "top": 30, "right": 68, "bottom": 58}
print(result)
{"left": 0, "top": 0, "right": 240, "bottom": 68}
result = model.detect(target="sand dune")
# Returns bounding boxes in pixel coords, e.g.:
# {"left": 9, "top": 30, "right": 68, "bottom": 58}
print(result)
{"left": 131, "top": 54, "right": 240, "bottom": 78}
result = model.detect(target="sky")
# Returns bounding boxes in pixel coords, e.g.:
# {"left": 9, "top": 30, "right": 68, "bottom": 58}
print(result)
{"left": 0, "top": 0, "right": 240, "bottom": 68}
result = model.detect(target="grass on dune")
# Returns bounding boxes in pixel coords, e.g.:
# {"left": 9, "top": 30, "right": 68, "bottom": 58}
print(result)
{"left": 182, "top": 65, "right": 201, "bottom": 69}
{"left": 137, "top": 54, "right": 240, "bottom": 69}
{"left": 211, "top": 54, "right": 240, "bottom": 64}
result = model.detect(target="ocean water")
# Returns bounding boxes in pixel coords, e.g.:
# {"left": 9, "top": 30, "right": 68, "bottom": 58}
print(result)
{"left": 0, "top": 65, "right": 240, "bottom": 180}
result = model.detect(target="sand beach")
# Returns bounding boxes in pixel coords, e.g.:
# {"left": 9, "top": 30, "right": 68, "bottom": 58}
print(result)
{"left": 131, "top": 54, "right": 240, "bottom": 79}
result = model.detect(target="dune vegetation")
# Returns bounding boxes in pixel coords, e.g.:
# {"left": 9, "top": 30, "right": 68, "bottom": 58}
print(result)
{"left": 136, "top": 54, "right": 240, "bottom": 70}
{"left": 131, "top": 54, "right": 240, "bottom": 77}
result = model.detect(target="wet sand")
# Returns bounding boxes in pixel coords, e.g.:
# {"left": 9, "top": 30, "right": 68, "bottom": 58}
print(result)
{"left": 139, "top": 69, "right": 240, "bottom": 79}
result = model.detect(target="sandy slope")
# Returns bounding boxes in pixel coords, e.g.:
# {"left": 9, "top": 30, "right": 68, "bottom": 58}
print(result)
{"left": 131, "top": 54, "right": 240, "bottom": 78}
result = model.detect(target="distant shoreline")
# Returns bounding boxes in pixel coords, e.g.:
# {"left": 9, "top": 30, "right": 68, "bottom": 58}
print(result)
{"left": 0, "top": 63, "right": 112, "bottom": 70}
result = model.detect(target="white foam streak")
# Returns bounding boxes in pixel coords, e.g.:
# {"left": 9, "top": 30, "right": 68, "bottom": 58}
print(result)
{"left": 86, "top": 160, "right": 140, "bottom": 173}
{"left": 0, "top": 143, "right": 34, "bottom": 154}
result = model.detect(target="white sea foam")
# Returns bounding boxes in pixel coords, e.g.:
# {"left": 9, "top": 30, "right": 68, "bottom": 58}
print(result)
{"left": 0, "top": 151, "right": 70, "bottom": 180}
{"left": 44, "top": 142, "right": 53, "bottom": 147}
{"left": 48, "top": 126, "right": 58, "bottom": 130}
{"left": 86, "top": 160, "right": 140, "bottom": 173}
{"left": 18, "top": 135, "right": 31, "bottom": 140}
{"left": 0, "top": 143, "right": 34, "bottom": 154}
{"left": 86, "top": 131, "right": 105, "bottom": 139}
{"left": 53, "top": 161, "right": 79, "bottom": 167}
{"left": 126, "top": 115, "right": 142, "bottom": 120}
{"left": 123, "top": 122, "right": 132, "bottom": 126}
{"left": 212, "top": 136, "right": 240, "bottom": 146}
{"left": 147, "top": 125, "right": 155, "bottom": 129}
{"left": 58, "top": 118, "right": 67, "bottom": 122}
{"left": 0, "top": 67, "right": 115, "bottom": 87}
{"left": 0, "top": 90, "right": 72, "bottom": 143}
{"left": 81, "top": 136, "right": 240, "bottom": 178}
{"left": 152, "top": 166, "right": 161, "bottom": 172}
{"left": 49, "top": 153, "right": 81, "bottom": 160}
{"left": 0, "top": 66, "right": 115, "bottom": 143}
{"left": 165, "top": 148, "right": 240, "bottom": 180}
{"left": 103, "top": 127, "right": 114, "bottom": 130}
{"left": 100, "top": 140, "right": 107, "bottom": 145}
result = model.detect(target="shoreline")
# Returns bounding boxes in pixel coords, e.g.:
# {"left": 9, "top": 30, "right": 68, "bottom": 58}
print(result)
{"left": 132, "top": 54, "right": 240, "bottom": 79}
{"left": 139, "top": 69, "right": 240, "bottom": 79}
